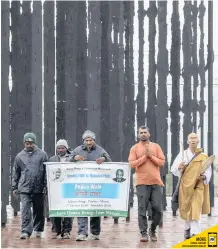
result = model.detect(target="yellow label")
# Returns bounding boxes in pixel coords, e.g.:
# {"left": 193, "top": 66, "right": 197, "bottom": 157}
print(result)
{"left": 173, "top": 225, "right": 218, "bottom": 248}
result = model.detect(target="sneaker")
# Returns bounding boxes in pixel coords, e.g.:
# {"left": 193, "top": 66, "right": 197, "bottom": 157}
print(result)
{"left": 56, "top": 234, "right": 62, "bottom": 239}
{"left": 62, "top": 232, "right": 70, "bottom": 239}
{"left": 76, "top": 234, "right": 87, "bottom": 241}
{"left": 89, "top": 234, "right": 100, "bottom": 240}
{"left": 149, "top": 229, "right": 157, "bottom": 241}
{"left": 140, "top": 234, "right": 148, "bottom": 242}
{"left": 20, "top": 232, "right": 30, "bottom": 239}
{"left": 34, "top": 231, "right": 42, "bottom": 238}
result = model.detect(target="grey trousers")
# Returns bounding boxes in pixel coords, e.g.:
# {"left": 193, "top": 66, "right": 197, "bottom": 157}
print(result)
{"left": 136, "top": 185, "right": 162, "bottom": 234}
{"left": 78, "top": 217, "right": 101, "bottom": 236}
{"left": 147, "top": 202, "right": 152, "bottom": 217}
{"left": 20, "top": 193, "right": 45, "bottom": 235}
{"left": 51, "top": 217, "right": 73, "bottom": 235}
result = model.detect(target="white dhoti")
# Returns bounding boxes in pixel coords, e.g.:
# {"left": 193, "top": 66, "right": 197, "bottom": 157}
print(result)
{"left": 185, "top": 220, "right": 201, "bottom": 235}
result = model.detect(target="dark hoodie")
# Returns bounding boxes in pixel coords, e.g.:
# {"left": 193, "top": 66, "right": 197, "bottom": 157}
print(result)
{"left": 12, "top": 146, "right": 48, "bottom": 194}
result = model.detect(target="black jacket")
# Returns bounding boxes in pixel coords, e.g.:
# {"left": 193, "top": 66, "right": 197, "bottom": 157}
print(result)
{"left": 12, "top": 147, "right": 48, "bottom": 193}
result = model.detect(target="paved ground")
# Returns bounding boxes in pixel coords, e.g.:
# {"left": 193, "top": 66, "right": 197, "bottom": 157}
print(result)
{"left": 1, "top": 197, "right": 218, "bottom": 248}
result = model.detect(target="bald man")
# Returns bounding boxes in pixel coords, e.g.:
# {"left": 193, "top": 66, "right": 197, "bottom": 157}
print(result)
{"left": 171, "top": 133, "right": 212, "bottom": 239}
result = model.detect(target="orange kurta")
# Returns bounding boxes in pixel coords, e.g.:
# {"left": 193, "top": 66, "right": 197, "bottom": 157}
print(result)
{"left": 128, "top": 141, "right": 165, "bottom": 186}
{"left": 179, "top": 152, "right": 210, "bottom": 221}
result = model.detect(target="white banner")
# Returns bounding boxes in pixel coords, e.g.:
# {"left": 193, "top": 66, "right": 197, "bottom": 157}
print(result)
{"left": 45, "top": 161, "right": 130, "bottom": 217}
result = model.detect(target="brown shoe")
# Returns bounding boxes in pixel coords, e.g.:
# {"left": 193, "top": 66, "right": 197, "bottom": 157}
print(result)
{"left": 149, "top": 229, "right": 157, "bottom": 241}
{"left": 140, "top": 234, "right": 148, "bottom": 242}
{"left": 184, "top": 229, "right": 191, "bottom": 240}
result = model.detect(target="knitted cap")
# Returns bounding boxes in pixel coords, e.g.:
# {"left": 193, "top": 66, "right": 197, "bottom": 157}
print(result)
{"left": 23, "top": 133, "right": 36, "bottom": 144}
{"left": 82, "top": 130, "right": 96, "bottom": 141}
{"left": 56, "top": 139, "right": 69, "bottom": 149}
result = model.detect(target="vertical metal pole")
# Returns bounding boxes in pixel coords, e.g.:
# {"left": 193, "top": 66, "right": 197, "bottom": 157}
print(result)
{"left": 207, "top": 0, "right": 214, "bottom": 215}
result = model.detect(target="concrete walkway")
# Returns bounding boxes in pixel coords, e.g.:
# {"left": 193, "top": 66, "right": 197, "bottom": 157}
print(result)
{"left": 1, "top": 197, "right": 218, "bottom": 248}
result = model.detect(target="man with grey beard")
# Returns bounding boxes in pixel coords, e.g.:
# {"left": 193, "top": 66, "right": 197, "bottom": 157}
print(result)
{"left": 71, "top": 130, "right": 111, "bottom": 241}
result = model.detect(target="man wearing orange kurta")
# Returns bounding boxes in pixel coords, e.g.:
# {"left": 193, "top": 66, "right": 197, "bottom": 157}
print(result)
{"left": 171, "top": 133, "right": 211, "bottom": 239}
{"left": 128, "top": 126, "right": 165, "bottom": 242}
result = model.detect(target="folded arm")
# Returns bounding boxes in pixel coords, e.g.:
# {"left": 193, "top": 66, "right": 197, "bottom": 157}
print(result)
{"left": 149, "top": 145, "right": 165, "bottom": 167}
{"left": 128, "top": 147, "right": 147, "bottom": 168}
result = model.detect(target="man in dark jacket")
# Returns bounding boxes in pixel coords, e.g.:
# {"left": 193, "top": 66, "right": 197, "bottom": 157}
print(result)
{"left": 12, "top": 133, "right": 48, "bottom": 239}
{"left": 49, "top": 139, "right": 73, "bottom": 239}
{"left": 71, "top": 130, "right": 111, "bottom": 241}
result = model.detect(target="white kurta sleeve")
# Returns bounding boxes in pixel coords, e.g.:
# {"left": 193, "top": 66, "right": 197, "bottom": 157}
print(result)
{"left": 171, "top": 152, "right": 182, "bottom": 177}
{"left": 203, "top": 165, "right": 212, "bottom": 185}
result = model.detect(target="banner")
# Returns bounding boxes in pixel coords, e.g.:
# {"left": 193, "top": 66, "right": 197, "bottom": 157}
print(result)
{"left": 173, "top": 225, "right": 218, "bottom": 248}
{"left": 45, "top": 161, "right": 130, "bottom": 217}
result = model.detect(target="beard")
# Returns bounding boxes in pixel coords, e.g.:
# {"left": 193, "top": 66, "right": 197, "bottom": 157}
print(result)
{"left": 85, "top": 144, "right": 93, "bottom": 150}
{"left": 58, "top": 151, "right": 66, "bottom": 156}
{"left": 25, "top": 147, "right": 34, "bottom": 152}
{"left": 140, "top": 137, "right": 149, "bottom": 141}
